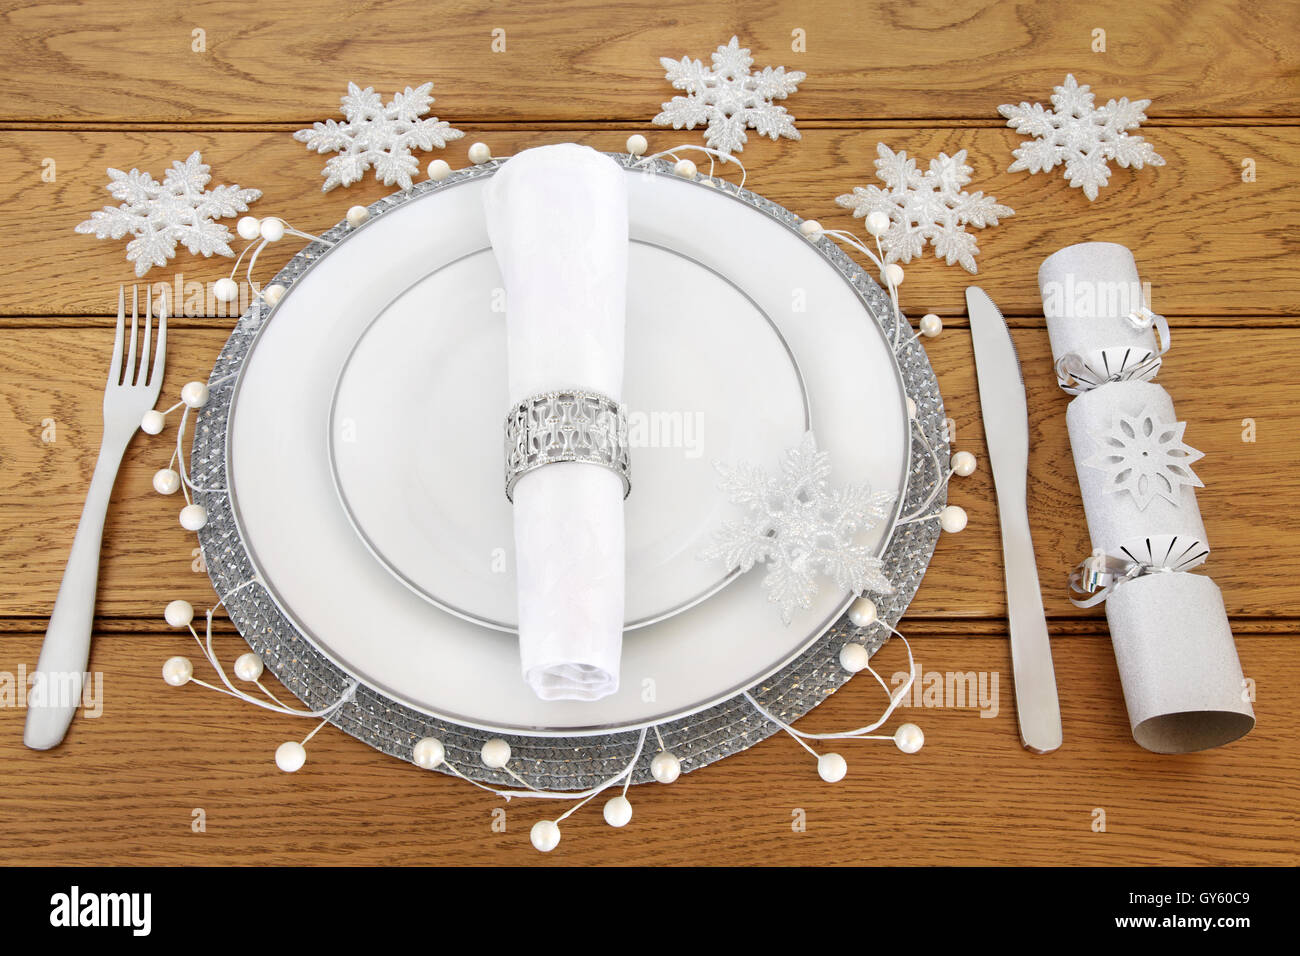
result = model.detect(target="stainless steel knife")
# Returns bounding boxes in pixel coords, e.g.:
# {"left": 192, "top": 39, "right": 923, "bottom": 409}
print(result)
{"left": 965, "top": 286, "right": 1063, "bottom": 754}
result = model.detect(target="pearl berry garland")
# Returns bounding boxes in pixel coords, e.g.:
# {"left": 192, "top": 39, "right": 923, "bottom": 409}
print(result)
{"left": 133, "top": 133, "right": 957, "bottom": 854}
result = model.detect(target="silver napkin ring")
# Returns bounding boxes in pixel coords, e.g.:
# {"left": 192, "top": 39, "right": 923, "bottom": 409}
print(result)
{"left": 504, "top": 388, "right": 631, "bottom": 502}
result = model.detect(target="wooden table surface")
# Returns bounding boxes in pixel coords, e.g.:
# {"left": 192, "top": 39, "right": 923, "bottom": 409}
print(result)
{"left": 1, "top": 0, "right": 1296, "bottom": 867}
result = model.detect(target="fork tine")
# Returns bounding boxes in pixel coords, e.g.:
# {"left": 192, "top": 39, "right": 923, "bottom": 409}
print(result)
{"left": 150, "top": 287, "right": 167, "bottom": 390}
{"left": 137, "top": 286, "right": 152, "bottom": 386}
{"left": 108, "top": 285, "right": 125, "bottom": 387}
{"left": 125, "top": 286, "right": 139, "bottom": 388}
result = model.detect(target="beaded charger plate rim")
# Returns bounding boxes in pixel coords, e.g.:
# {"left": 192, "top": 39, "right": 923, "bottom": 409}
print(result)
{"left": 190, "top": 153, "right": 947, "bottom": 791}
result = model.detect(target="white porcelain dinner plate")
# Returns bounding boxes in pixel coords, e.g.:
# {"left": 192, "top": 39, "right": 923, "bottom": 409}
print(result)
{"left": 226, "top": 160, "right": 908, "bottom": 734}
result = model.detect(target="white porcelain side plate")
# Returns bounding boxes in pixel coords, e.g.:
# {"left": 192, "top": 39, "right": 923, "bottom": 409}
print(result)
{"left": 227, "top": 166, "right": 908, "bottom": 734}
{"left": 330, "top": 240, "right": 810, "bottom": 631}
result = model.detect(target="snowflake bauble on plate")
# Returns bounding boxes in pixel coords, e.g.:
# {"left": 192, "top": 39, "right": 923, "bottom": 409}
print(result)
{"left": 701, "top": 431, "right": 896, "bottom": 624}
{"left": 998, "top": 74, "right": 1165, "bottom": 201}
{"left": 1085, "top": 405, "right": 1204, "bottom": 509}
{"left": 75, "top": 151, "right": 261, "bottom": 277}
{"left": 295, "top": 82, "right": 464, "bottom": 192}
{"left": 835, "top": 143, "right": 1013, "bottom": 274}
{"left": 653, "top": 36, "right": 805, "bottom": 157}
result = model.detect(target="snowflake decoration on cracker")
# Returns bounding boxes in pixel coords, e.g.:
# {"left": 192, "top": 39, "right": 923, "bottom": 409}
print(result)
{"left": 653, "top": 36, "right": 805, "bottom": 157}
{"left": 75, "top": 151, "right": 261, "bottom": 278}
{"left": 294, "top": 81, "right": 464, "bottom": 192}
{"left": 998, "top": 74, "right": 1165, "bottom": 201}
{"left": 835, "top": 143, "right": 1013, "bottom": 274}
{"left": 1085, "top": 405, "right": 1204, "bottom": 510}
{"left": 702, "top": 432, "right": 895, "bottom": 624}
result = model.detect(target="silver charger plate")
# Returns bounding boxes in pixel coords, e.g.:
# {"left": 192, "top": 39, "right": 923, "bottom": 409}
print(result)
{"left": 191, "top": 153, "right": 947, "bottom": 789}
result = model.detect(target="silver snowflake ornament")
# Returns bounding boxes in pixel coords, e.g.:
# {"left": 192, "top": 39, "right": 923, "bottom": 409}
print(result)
{"left": 1085, "top": 405, "right": 1204, "bottom": 510}
{"left": 835, "top": 143, "right": 1013, "bottom": 274}
{"left": 295, "top": 81, "right": 464, "bottom": 192}
{"left": 75, "top": 151, "right": 261, "bottom": 277}
{"left": 998, "top": 74, "right": 1165, "bottom": 201}
{"left": 702, "top": 432, "right": 895, "bottom": 624}
{"left": 653, "top": 36, "right": 805, "bottom": 157}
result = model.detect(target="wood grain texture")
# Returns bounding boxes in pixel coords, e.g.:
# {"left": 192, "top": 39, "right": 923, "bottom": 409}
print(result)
{"left": 2, "top": 326, "right": 1296, "bottom": 619}
{"left": 0, "top": 0, "right": 1296, "bottom": 123}
{"left": 0, "top": 630, "right": 1291, "bottom": 866}
{"left": 1, "top": 0, "right": 1296, "bottom": 868}
{"left": 3, "top": 124, "right": 1298, "bottom": 319}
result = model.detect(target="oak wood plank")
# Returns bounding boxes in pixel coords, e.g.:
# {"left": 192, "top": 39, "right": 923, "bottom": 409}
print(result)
{"left": 2, "top": 326, "right": 1295, "bottom": 619}
{"left": 0, "top": 631, "right": 1290, "bottom": 866}
{"left": 2, "top": 124, "right": 1295, "bottom": 320}
{"left": 0, "top": 0, "right": 1296, "bottom": 124}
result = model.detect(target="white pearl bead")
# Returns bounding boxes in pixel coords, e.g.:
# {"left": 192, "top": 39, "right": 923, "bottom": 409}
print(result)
{"left": 626, "top": 134, "right": 648, "bottom": 156}
{"left": 164, "top": 599, "right": 194, "bottom": 628}
{"left": 951, "top": 451, "right": 977, "bottom": 477}
{"left": 894, "top": 722, "right": 925, "bottom": 754}
{"left": 275, "top": 741, "right": 306, "bottom": 773}
{"left": 263, "top": 283, "right": 286, "bottom": 306}
{"left": 848, "top": 596, "right": 877, "bottom": 628}
{"left": 602, "top": 795, "right": 633, "bottom": 827}
{"left": 213, "top": 277, "right": 239, "bottom": 303}
{"left": 236, "top": 216, "right": 261, "bottom": 241}
{"left": 673, "top": 158, "right": 696, "bottom": 179}
{"left": 181, "top": 380, "right": 209, "bottom": 408}
{"left": 839, "top": 642, "right": 869, "bottom": 673}
{"left": 530, "top": 819, "right": 561, "bottom": 852}
{"left": 882, "top": 263, "right": 905, "bottom": 287}
{"left": 865, "top": 210, "right": 891, "bottom": 237}
{"left": 800, "top": 219, "right": 823, "bottom": 239}
{"left": 467, "top": 142, "right": 492, "bottom": 164}
{"left": 427, "top": 158, "right": 452, "bottom": 181}
{"left": 345, "top": 205, "right": 370, "bottom": 227}
{"left": 140, "top": 409, "right": 165, "bottom": 435}
{"left": 234, "top": 651, "right": 264, "bottom": 682}
{"left": 152, "top": 468, "right": 180, "bottom": 495}
{"left": 412, "top": 737, "right": 445, "bottom": 769}
{"left": 919, "top": 313, "right": 943, "bottom": 337}
{"left": 817, "top": 752, "right": 847, "bottom": 782}
{"left": 650, "top": 751, "right": 681, "bottom": 784}
{"left": 480, "top": 737, "right": 511, "bottom": 769}
{"left": 162, "top": 656, "right": 193, "bottom": 686}
{"left": 259, "top": 218, "right": 285, "bottom": 242}
{"left": 939, "top": 504, "right": 968, "bottom": 533}
{"left": 906, "top": 396, "right": 917, "bottom": 419}
{"left": 179, "top": 503, "right": 208, "bottom": 531}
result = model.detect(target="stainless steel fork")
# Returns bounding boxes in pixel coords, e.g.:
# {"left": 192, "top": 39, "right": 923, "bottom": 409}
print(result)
{"left": 24, "top": 286, "right": 166, "bottom": 750}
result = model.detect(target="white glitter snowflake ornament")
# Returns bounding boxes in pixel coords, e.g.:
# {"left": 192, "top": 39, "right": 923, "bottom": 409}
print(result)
{"left": 702, "top": 432, "right": 895, "bottom": 624}
{"left": 653, "top": 36, "right": 805, "bottom": 157}
{"left": 998, "top": 74, "right": 1165, "bottom": 201}
{"left": 295, "top": 82, "right": 464, "bottom": 192}
{"left": 1085, "top": 406, "right": 1204, "bottom": 510}
{"left": 835, "top": 144, "right": 1013, "bottom": 274}
{"left": 75, "top": 151, "right": 261, "bottom": 277}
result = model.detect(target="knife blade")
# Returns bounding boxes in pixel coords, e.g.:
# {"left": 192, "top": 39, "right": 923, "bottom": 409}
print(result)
{"left": 965, "top": 286, "right": 1063, "bottom": 754}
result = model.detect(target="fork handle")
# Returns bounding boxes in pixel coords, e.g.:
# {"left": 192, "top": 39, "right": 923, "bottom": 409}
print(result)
{"left": 24, "top": 433, "right": 130, "bottom": 750}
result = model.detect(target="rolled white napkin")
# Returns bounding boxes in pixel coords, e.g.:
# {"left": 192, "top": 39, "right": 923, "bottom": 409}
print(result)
{"left": 483, "top": 143, "right": 628, "bottom": 701}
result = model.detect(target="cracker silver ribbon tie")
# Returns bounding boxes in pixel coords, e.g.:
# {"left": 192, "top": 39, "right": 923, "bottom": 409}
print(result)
{"left": 504, "top": 387, "right": 631, "bottom": 502}
{"left": 1054, "top": 307, "right": 1171, "bottom": 395}
{"left": 1067, "top": 549, "right": 1176, "bottom": 608}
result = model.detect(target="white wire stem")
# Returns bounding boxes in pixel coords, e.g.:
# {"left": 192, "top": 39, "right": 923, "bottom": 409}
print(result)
{"left": 898, "top": 416, "right": 954, "bottom": 524}
{"left": 180, "top": 578, "right": 360, "bottom": 719}
{"left": 821, "top": 228, "right": 907, "bottom": 350}
{"left": 744, "top": 624, "right": 916, "bottom": 744}
{"left": 169, "top": 373, "right": 236, "bottom": 497}
{"left": 636, "top": 144, "right": 748, "bottom": 189}
{"left": 433, "top": 727, "right": 651, "bottom": 807}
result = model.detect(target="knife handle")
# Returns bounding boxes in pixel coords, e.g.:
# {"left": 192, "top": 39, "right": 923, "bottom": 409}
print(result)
{"left": 998, "top": 505, "right": 1063, "bottom": 754}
